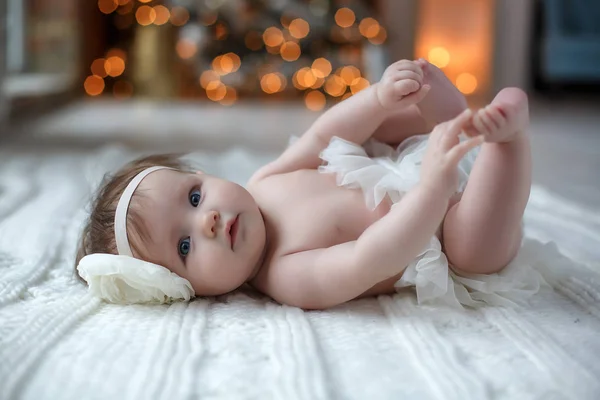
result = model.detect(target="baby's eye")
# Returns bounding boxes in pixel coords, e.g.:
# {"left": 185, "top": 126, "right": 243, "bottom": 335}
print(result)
{"left": 189, "top": 189, "right": 201, "bottom": 207}
{"left": 178, "top": 237, "right": 191, "bottom": 257}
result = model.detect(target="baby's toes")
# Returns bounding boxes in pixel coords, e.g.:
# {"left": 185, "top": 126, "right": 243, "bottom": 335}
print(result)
{"left": 486, "top": 105, "right": 505, "bottom": 128}
{"left": 472, "top": 111, "right": 491, "bottom": 136}
{"left": 394, "top": 79, "right": 420, "bottom": 96}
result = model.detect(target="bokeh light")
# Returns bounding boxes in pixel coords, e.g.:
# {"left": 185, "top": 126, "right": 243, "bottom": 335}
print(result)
{"left": 91, "top": 58, "right": 108, "bottom": 78}
{"left": 293, "top": 67, "right": 317, "bottom": 89}
{"left": 289, "top": 18, "right": 310, "bottom": 39}
{"left": 206, "top": 81, "right": 227, "bottom": 101}
{"left": 105, "top": 56, "right": 125, "bottom": 77}
{"left": 84, "top": 75, "right": 105, "bottom": 96}
{"left": 261, "top": 72, "right": 286, "bottom": 94}
{"left": 98, "top": 0, "right": 118, "bottom": 15}
{"left": 350, "top": 77, "right": 370, "bottom": 94}
{"left": 176, "top": 39, "right": 197, "bottom": 59}
{"left": 153, "top": 5, "right": 170, "bottom": 25}
{"left": 339, "top": 65, "right": 361, "bottom": 85}
{"left": 170, "top": 6, "right": 190, "bottom": 26}
{"left": 359, "top": 18, "right": 380, "bottom": 39}
{"left": 220, "top": 87, "right": 237, "bottom": 106}
{"left": 113, "top": 80, "right": 133, "bottom": 99}
{"left": 304, "top": 90, "right": 326, "bottom": 111}
{"left": 334, "top": 8, "right": 355, "bottom": 28}
{"left": 311, "top": 58, "right": 332, "bottom": 78}
{"left": 368, "top": 26, "right": 387, "bottom": 45}
{"left": 199, "top": 70, "right": 220, "bottom": 89}
{"left": 135, "top": 5, "right": 156, "bottom": 26}
{"left": 456, "top": 73, "right": 478, "bottom": 94}
{"left": 280, "top": 41, "right": 301, "bottom": 62}
{"left": 201, "top": 13, "right": 218, "bottom": 26}
{"left": 263, "top": 27, "right": 284, "bottom": 47}
{"left": 215, "top": 23, "right": 228, "bottom": 40}
{"left": 324, "top": 75, "right": 346, "bottom": 97}
{"left": 428, "top": 47, "right": 450, "bottom": 68}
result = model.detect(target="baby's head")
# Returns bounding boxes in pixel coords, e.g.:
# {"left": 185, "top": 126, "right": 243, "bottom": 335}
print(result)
{"left": 76, "top": 154, "right": 267, "bottom": 297}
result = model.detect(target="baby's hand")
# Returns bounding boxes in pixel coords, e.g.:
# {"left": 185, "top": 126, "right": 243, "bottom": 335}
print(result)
{"left": 376, "top": 59, "right": 431, "bottom": 110}
{"left": 420, "top": 109, "right": 483, "bottom": 199}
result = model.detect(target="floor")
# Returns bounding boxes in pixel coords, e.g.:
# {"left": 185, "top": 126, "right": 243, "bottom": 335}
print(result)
{"left": 3, "top": 95, "right": 600, "bottom": 211}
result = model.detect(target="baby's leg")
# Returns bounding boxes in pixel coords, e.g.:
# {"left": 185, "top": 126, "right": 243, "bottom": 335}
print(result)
{"left": 372, "top": 60, "right": 468, "bottom": 145}
{"left": 442, "top": 88, "right": 531, "bottom": 274}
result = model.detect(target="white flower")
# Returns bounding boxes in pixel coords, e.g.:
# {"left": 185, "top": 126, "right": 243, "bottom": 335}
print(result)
{"left": 77, "top": 254, "right": 195, "bottom": 304}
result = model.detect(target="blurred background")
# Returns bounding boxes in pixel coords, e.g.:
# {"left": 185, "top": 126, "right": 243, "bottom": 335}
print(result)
{"left": 0, "top": 0, "right": 599, "bottom": 203}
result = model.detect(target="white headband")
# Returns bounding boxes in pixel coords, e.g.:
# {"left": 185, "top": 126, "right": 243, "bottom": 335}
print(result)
{"left": 114, "top": 166, "right": 173, "bottom": 257}
{"left": 76, "top": 164, "right": 195, "bottom": 304}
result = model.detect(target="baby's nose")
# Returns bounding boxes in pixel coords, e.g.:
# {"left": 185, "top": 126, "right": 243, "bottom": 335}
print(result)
{"left": 202, "top": 210, "right": 220, "bottom": 238}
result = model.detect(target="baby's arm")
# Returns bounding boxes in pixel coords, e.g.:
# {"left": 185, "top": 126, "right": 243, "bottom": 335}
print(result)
{"left": 260, "top": 110, "right": 482, "bottom": 309}
{"left": 249, "top": 60, "right": 430, "bottom": 184}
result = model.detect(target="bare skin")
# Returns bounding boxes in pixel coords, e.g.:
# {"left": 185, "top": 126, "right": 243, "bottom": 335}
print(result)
{"left": 133, "top": 59, "right": 531, "bottom": 310}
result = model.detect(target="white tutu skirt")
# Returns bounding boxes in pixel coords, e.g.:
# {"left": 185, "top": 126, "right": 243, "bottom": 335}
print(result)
{"left": 318, "top": 135, "right": 549, "bottom": 309}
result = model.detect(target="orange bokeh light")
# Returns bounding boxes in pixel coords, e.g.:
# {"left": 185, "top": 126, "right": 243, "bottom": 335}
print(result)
{"left": 359, "top": 18, "right": 380, "bottom": 39}
{"left": 280, "top": 41, "right": 301, "bottom": 62}
{"left": 456, "top": 73, "right": 478, "bottom": 94}
{"left": 304, "top": 90, "right": 326, "bottom": 111}
{"left": 199, "top": 70, "right": 220, "bottom": 89}
{"left": 91, "top": 58, "right": 108, "bottom": 78}
{"left": 368, "top": 27, "right": 387, "bottom": 45}
{"left": 263, "top": 27, "right": 284, "bottom": 47}
{"left": 105, "top": 56, "right": 125, "bottom": 77}
{"left": 335, "top": 8, "right": 355, "bottom": 28}
{"left": 170, "top": 6, "right": 189, "bottom": 26}
{"left": 289, "top": 18, "right": 310, "bottom": 39}
{"left": 428, "top": 47, "right": 450, "bottom": 68}
{"left": 311, "top": 58, "right": 332, "bottom": 78}
{"left": 135, "top": 5, "right": 156, "bottom": 26}
{"left": 84, "top": 75, "right": 105, "bottom": 96}
{"left": 220, "top": 87, "right": 237, "bottom": 106}
{"left": 176, "top": 40, "right": 197, "bottom": 59}
{"left": 324, "top": 75, "right": 346, "bottom": 97}
{"left": 206, "top": 81, "right": 227, "bottom": 101}
{"left": 339, "top": 66, "right": 361, "bottom": 85}
{"left": 153, "top": 5, "right": 170, "bottom": 25}
{"left": 350, "top": 77, "right": 370, "bottom": 94}
{"left": 260, "top": 73, "right": 286, "bottom": 94}
{"left": 98, "top": 0, "right": 118, "bottom": 15}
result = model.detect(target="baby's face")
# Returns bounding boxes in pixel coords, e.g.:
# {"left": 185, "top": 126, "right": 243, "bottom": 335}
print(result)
{"left": 133, "top": 169, "right": 266, "bottom": 296}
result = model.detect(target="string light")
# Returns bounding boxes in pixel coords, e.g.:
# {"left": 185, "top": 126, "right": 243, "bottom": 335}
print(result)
{"left": 206, "top": 81, "right": 227, "bottom": 101}
{"left": 311, "top": 58, "right": 332, "bottom": 78}
{"left": 116, "top": 1, "right": 134, "bottom": 15}
{"left": 98, "top": 0, "right": 118, "bottom": 15}
{"left": 263, "top": 27, "right": 284, "bottom": 47}
{"left": 200, "top": 70, "right": 220, "bottom": 89}
{"left": 176, "top": 40, "right": 197, "bottom": 59}
{"left": 339, "top": 66, "right": 360, "bottom": 85}
{"left": 215, "top": 23, "right": 228, "bottom": 40}
{"left": 220, "top": 87, "right": 237, "bottom": 106}
{"left": 359, "top": 18, "right": 380, "bottom": 39}
{"left": 170, "top": 7, "right": 189, "bottom": 26}
{"left": 91, "top": 58, "right": 108, "bottom": 78}
{"left": 368, "top": 27, "right": 387, "bottom": 45}
{"left": 324, "top": 75, "right": 346, "bottom": 97}
{"left": 260, "top": 73, "right": 286, "bottom": 94}
{"left": 84, "top": 75, "right": 105, "bottom": 96}
{"left": 350, "top": 77, "right": 370, "bottom": 94}
{"left": 201, "top": 13, "right": 218, "bottom": 26}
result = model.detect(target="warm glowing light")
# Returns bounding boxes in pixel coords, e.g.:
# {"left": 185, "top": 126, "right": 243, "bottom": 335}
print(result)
{"left": 220, "top": 87, "right": 237, "bottom": 106}
{"left": 304, "top": 90, "right": 326, "bottom": 111}
{"left": 263, "top": 27, "right": 284, "bottom": 47}
{"left": 137, "top": 0, "right": 151, "bottom": 3}
{"left": 116, "top": 1, "right": 133, "bottom": 15}
{"left": 350, "top": 77, "right": 370, "bottom": 94}
{"left": 170, "top": 6, "right": 189, "bottom": 26}
{"left": 245, "top": 31, "right": 263, "bottom": 50}
{"left": 135, "top": 5, "right": 156, "bottom": 26}
{"left": 206, "top": 81, "right": 227, "bottom": 101}
{"left": 201, "top": 13, "right": 218, "bottom": 26}
{"left": 215, "top": 23, "right": 228, "bottom": 40}
{"left": 339, "top": 66, "right": 361, "bottom": 85}
{"left": 341, "top": 92, "right": 353, "bottom": 101}
{"left": 98, "top": 0, "right": 118, "bottom": 15}
{"left": 280, "top": 15, "right": 292, "bottom": 29}
{"left": 359, "top": 18, "right": 380, "bottom": 39}
{"left": 91, "top": 58, "right": 108, "bottom": 78}
{"left": 117, "top": 0, "right": 130, "bottom": 5}
{"left": 368, "top": 26, "right": 387, "bottom": 45}
{"left": 428, "top": 47, "right": 450, "bottom": 68}
{"left": 153, "top": 5, "right": 170, "bottom": 25}
{"left": 212, "top": 55, "right": 236, "bottom": 75}
{"left": 324, "top": 75, "right": 346, "bottom": 97}
{"left": 310, "top": 76, "right": 325, "bottom": 89}
{"left": 106, "top": 48, "right": 127, "bottom": 62}
{"left": 280, "top": 41, "right": 301, "bottom": 62}
{"left": 260, "top": 73, "right": 285, "bottom": 94}
{"left": 176, "top": 39, "right": 197, "bottom": 59}
{"left": 84, "top": 75, "right": 105, "bottom": 96}
{"left": 105, "top": 56, "right": 125, "bottom": 77}
{"left": 199, "top": 70, "right": 220, "bottom": 89}
{"left": 334, "top": 8, "right": 355, "bottom": 28}
{"left": 265, "top": 45, "right": 280, "bottom": 55}
{"left": 456, "top": 73, "right": 478, "bottom": 94}
{"left": 113, "top": 80, "right": 133, "bottom": 99}
{"left": 311, "top": 58, "right": 332, "bottom": 78}
{"left": 289, "top": 18, "right": 310, "bottom": 39}
{"left": 294, "top": 67, "right": 317, "bottom": 89}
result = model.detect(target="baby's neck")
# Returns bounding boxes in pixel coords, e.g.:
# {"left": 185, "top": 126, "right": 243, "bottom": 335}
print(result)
{"left": 246, "top": 209, "right": 269, "bottom": 282}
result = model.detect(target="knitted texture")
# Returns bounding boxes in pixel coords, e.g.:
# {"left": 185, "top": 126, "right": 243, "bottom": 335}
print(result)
{"left": 1, "top": 145, "right": 599, "bottom": 400}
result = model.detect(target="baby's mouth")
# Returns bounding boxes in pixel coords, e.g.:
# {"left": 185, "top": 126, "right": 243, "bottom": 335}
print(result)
{"left": 228, "top": 215, "right": 239, "bottom": 250}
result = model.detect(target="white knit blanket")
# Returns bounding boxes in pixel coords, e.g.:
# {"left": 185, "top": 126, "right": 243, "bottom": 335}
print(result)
{"left": 1, "top": 144, "right": 599, "bottom": 400}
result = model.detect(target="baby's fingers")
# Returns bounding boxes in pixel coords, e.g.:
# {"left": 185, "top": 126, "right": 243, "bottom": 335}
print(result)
{"left": 446, "top": 109, "right": 473, "bottom": 136}
{"left": 447, "top": 135, "right": 484, "bottom": 165}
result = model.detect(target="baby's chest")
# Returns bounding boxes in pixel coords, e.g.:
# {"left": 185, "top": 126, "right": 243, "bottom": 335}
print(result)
{"left": 258, "top": 170, "right": 387, "bottom": 253}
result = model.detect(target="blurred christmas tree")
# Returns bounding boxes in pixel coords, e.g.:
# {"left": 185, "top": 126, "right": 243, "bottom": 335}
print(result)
{"left": 91, "top": 0, "right": 388, "bottom": 110}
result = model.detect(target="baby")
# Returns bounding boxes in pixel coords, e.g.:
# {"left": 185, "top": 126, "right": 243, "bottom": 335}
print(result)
{"left": 76, "top": 59, "right": 544, "bottom": 309}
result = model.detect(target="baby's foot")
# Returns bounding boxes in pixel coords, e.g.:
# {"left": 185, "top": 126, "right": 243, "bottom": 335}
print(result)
{"left": 415, "top": 58, "right": 468, "bottom": 125}
{"left": 464, "top": 87, "right": 529, "bottom": 143}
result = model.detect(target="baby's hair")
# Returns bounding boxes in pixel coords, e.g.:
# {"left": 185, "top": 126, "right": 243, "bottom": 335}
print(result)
{"left": 74, "top": 154, "right": 194, "bottom": 284}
